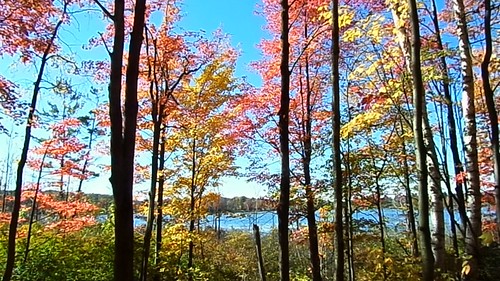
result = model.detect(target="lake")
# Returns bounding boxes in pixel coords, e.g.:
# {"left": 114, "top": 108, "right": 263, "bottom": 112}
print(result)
{"left": 132, "top": 207, "right": 473, "bottom": 233}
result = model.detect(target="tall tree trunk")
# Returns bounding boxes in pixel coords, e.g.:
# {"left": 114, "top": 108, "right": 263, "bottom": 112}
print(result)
{"left": 423, "top": 110, "right": 445, "bottom": 270}
{"left": 452, "top": 0, "right": 482, "bottom": 279}
{"left": 430, "top": 0, "right": 467, "bottom": 243}
{"left": 1, "top": 129, "right": 14, "bottom": 213}
{"left": 408, "top": 0, "right": 435, "bottom": 279}
{"left": 480, "top": 0, "right": 500, "bottom": 237}
{"left": 398, "top": 119, "right": 419, "bottom": 257}
{"left": 140, "top": 102, "right": 161, "bottom": 281}
{"left": 345, "top": 92, "right": 355, "bottom": 281}
{"left": 331, "top": 1, "right": 344, "bottom": 280}
{"left": 23, "top": 142, "right": 51, "bottom": 263}
{"left": 2, "top": 4, "right": 66, "bottom": 279}
{"left": 391, "top": 0, "right": 444, "bottom": 269}
{"left": 77, "top": 112, "right": 97, "bottom": 193}
{"left": 140, "top": 32, "right": 161, "bottom": 281}
{"left": 278, "top": 0, "right": 291, "bottom": 280}
{"left": 253, "top": 224, "right": 267, "bottom": 281}
{"left": 154, "top": 136, "right": 165, "bottom": 281}
{"left": 188, "top": 137, "right": 197, "bottom": 280}
{"left": 375, "top": 169, "right": 387, "bottom": 280}
{"left": 302, "top": 54, "right": 322, "bottom": 281}
{"left": 106, "top": 0, "right": 147, "bottom": 279}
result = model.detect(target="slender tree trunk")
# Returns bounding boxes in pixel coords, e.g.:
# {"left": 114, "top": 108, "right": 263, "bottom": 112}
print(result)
{"left": 253, "top": 224, "right": 267, "bottom": 281}
{"left": 430, "top": 0, "right": 467, "bottom": 242}
{"left": 422, "top": 109, "right": 445, "bottom": 270}
{"left": 107, "top": 0, "right": 147, "bottom": 279}
{"left": 278, "top": 1, "right": 291, "bottom": 280}
{"left": 188, "top": 137, "right": 197, "bottom": 281}
{"left": 375, "top": 174, "right": 387, "bottom": 280}
{"left": 480, "top": 0, "right": 500, "bottom": 237}
{"left": 140, "top": 104, "right": 160, "bottom": 281}
{"left": 23, "top": 142, "right": 51, "bottom": 263}
{"left": 408, "top": 0, "right": 435, "bottom": 279}
{"left": 434, "top": 98, "right": 462, "bottom": 280}
{"left": 343, "top": 156, "right": 354, "bottom": 281}
{"left": 393, "top": 0, "right": 443, "bottom": 271}
{"left": 302, "top": 54, "right": 322, "bottom": 281}
{"left": 345, "top": 99, "right": 355, "bottom": 280}
{"left": 153, "top": 137, "right": 165, "bottom": 281}
{"left": 140, "top": 32, "right": 161, "bottom": 281}
{"left": 2, "top": 4, "right": 66, "bottom": 280}
{"left": 453, "top": 0, "right": 482, "bottom": 279}
{"left": 399, "top": 119, "right": 419, "bottom": 257}
{"left": 77, "top": 112, "right": 97, "bottom": 193}
{"left": 1, "top": 129, "right": 14, "bottom": 213}
{"left": 331, "top": 1, "right": 344, "bottom": 280}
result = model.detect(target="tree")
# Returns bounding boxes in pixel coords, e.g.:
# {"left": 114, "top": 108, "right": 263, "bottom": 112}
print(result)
{"left": 331, "top": 0, "right": 344, "bottom": 280}
{"left": 408, "top": 0, "right": 434, "bottom": 279}
{"left": 452, "top": 0, "right": 482, "bottom": 279}
{"left": 94, "top": 0, "right": 148, "bottom": 279}
{"left": 278, "top": 1, "right": 291, "bottom": 280}
{"left": 2, "top": 2, "right": 68, "bottom": 280}
{"left": 480, "top": 0, "right": 500, "bottom": 237}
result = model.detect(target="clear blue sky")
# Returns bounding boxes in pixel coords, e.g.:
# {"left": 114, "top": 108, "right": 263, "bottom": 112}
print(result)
{"left": 0, "top": 0, "right": 269, "bottom": 198}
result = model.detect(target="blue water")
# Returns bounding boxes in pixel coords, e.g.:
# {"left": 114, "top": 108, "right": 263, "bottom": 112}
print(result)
{"left": 203, "top": 209, "right": 413, "bottom": 233}
{"left": 131, "top": 207, "right": 494, "bottom": 233}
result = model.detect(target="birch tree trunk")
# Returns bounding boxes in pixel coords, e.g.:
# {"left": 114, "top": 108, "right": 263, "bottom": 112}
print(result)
{"left": 390, "top": 0, "right": 444, "bottom": 268}
{"left": 453, "top": 0, "right": 482, "bottom": 279}
{"left": 423, "top": 108, "right": 445, "bottom": 270}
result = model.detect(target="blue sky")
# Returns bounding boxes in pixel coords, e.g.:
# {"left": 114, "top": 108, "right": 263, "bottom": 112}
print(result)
{"left": 0, "top": 0, "right": 269, "bottom": 198}
{"left": 177, "top": 0, "right": 268, "bottom": 198}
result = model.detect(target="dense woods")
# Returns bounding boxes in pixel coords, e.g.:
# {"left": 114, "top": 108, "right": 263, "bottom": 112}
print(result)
{"left": 1, "top": 0, "right": 500, "bottom": 280}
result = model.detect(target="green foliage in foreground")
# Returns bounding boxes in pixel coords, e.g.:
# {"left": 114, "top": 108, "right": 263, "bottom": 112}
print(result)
{"left": 0, "top": 224, "right": 114, "bottom": 281}
{"left": 2, "top": 221, "right": 500, "bottom": 281}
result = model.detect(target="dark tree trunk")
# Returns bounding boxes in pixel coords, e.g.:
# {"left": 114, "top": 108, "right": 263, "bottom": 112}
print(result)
{"left": 77, "top": 111, "right": 97, "bottom": 193}
{"left": 302, "top": 54, "right": 322, "bottom": 281}
{"left": 480, "top": 0, "right": 500, "bottom": 237}
{"left": 107, "top": 0, "right": 147, "bottom": 280}
{"left": 153, "top": 138, "right": 165, "bottom": 281}
{"left": 408, "top": 0, "right": 434, "bottom": 279}
{"left": 188, "top": 137, "right": 197, "bottom": 281}
{"left": 253, "top": 224, "right": 267, "bottom": 281}
{"left": 2, "top": 4, "right": 66, "bottom": 279}
{"left": 278, "top": 1, "right": 291, "bottom": 281}
{"left": 24, "top": 142, "right": 51, "bottom": 263}
{"left": 1, "top": 131, "right": 13, "bottom": 213}
{"left": 140, "top": 32, "right": 161, "bottom": 281}
{"left": 331, "top": 0, "right": 344, "bottom": 280}
{"left": 374, "top": 167, "right": 387, "bottom": 281}
{"left": 398, "top": 119, "right": 419, "bottom": 257}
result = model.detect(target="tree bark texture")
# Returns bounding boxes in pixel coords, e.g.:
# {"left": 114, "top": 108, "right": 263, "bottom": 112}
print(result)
{"left": 278, "top": 1, "right": 291, "bottom": 280}
{"left": 480, "top": 0, "right": 500, "bottom": 237}
{"left": 107, "top": 0, "right": 147, "bottom": 280}
{"left": 453, "top": 0, "right": 482, "bottom": 279}
{"left": 408, "top": 0, "right": 435, "bottom": 279}
{"left": 331, "top": 0, "right": 344, "bottom": 280}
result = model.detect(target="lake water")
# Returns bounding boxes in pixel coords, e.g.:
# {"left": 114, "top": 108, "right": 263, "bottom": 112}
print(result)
{"left": 133, "top": 208, "right": 472, "bottom": 233}
{"left": 201, "top": 208, "right": 437, "bottom": 233}
{"left": 130, "top": 206, "right": 499, "bottom": 235}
